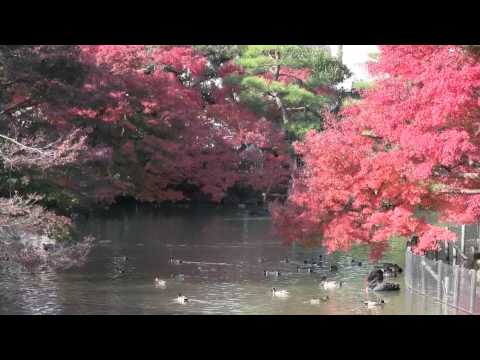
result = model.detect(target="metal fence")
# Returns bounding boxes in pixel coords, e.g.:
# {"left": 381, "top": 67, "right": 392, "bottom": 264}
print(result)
{"left": 405, "top": 223, "right": 480, "bottom": 314}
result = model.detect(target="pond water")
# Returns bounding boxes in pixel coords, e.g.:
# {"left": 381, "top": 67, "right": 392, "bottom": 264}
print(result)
{"left": 0, "top": 204, "right": 466, "bottom": 315}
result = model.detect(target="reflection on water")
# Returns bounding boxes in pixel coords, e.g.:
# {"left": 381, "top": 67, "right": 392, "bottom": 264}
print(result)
{"left": 0, "top": 204, "right": 465, "bottom": 315}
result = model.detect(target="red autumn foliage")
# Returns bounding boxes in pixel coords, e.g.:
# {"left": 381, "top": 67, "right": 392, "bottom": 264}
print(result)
{"left": 1, "top": 45, "right": 292, "bottom": 206}
{"left": 273, "top": 45, "right": 480, "bottom": 258}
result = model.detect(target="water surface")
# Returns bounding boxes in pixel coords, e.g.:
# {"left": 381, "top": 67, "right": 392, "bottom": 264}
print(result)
{"left": 0, "top": 205, "right": 464, "bottom": 315}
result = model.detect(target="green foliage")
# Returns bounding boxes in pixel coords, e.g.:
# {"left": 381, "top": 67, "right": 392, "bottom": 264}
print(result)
{"left": 352, "top": 80, "right": 374, "bottom": 90}
{"left": 230, "top": 45, "right": 351, "bottom": 139}
{"left": 285, "top": 120, "right": 323, "bottom": 139}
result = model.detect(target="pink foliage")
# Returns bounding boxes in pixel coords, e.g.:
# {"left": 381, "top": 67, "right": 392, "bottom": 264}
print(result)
{"left": 274, "top": 46, "right": 480, "bottom": 258}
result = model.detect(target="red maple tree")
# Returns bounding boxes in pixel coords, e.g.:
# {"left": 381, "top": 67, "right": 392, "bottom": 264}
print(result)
{"left": 273, "top": 45, "right": 480, "bottom": 258}
{"left": 1, "top": 45, "right": 292, "bottom": 207}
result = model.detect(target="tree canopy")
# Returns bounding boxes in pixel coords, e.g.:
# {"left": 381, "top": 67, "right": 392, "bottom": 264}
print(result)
{"left": 273, "top": 45, "right": 480, "bottom": 258}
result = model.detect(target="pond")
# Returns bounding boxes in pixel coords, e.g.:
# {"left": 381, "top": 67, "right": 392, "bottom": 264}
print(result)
{"left": 0, "top": 204, "right": 465, "bottom": 315}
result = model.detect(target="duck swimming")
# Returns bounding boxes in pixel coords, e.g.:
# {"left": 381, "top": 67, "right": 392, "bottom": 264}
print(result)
{"left": 280, "top": 257, "right": 290, "bottom": 264}
{"left": 374, "top": 263, "right": 402, "bottom": 274}
{"left": 383, "top": 267, "right": 397, "bottom": 278}
{"left": 367, "top": 269, "right": 400, "bottom": 291}
{"left": 297, "top": 266, "right": 313, "bottom": 274}
{"left": 330, "top": 264, "right": 339, "bottom": 272}
{"left": 171, "top": 274, "right": 185, "bottom": 281}
{"left": 309, "top": 296, "right": 329, "bottom": 304}
{"left": 169, "top": 257, "right": 183, "bottom": 265}
{"left": 320, "top": 276, "right": 343, "bottom": 290}
{"left": 154, "top": 278, "right": 166, "bottom": 287}
{"left": 248, "top": 208, "right": 270, "bottom": 217}
{"left": 175, "top": 293, "right": 189, "bottom": 304}
{"left": 364, "top": 300, "right": 385, "bottom": 308}
{"left": 351, "top": 259, "right": 362, "bottom": 266}
{"left": 264, "top": 270, "right": 281, "bottom": 277}
{"left": 272, "top": 288, "right": 289, "bottom": 297}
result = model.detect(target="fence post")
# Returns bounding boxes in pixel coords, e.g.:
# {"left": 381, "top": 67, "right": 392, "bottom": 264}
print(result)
{"left": 453, "top": 264, "right": 461, "bottom": 308}
{"left": 453, "top": 246, "right": 457, "bottom": 267}
{"left": 437, "top": 260, "right": 443, "bottom": 301}
{"left": 421, "top": 256, "right": 426, "bottom": 294}
{"left": 461, "top": 224, "right": 466, "bottom": 254}
{"left": 444, "top": 276, "right": 450, "bottom": 304}
{"left": 445, "top": 240, "right": 449, "bottom": 263}
{"left": 469, "top": 269, "right": 477, "bottom": 313}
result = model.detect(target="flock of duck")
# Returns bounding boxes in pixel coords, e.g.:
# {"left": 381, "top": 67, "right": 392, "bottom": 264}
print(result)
{"left": 148, "top": 255, "right": 403, "bottom": 309}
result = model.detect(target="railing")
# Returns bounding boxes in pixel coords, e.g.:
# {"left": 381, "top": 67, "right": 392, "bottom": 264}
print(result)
{"left": 405, "top": 247, "right": 479, "bottom": 314}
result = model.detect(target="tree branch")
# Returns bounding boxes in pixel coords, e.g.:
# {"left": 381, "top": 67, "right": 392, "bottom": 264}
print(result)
{"left": 0, "top": 134, "right": 45, "bottom": 154}
{"left": 0, "top": 98, "right": 35, "bottom": 116}
{"left": 437, "top": 188, "right": 480, "bottom": 195}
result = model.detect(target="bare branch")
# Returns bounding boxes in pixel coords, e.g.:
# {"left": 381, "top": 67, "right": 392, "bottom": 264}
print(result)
{"left": 0, "top": 134, "right": 45, "bottom": 154}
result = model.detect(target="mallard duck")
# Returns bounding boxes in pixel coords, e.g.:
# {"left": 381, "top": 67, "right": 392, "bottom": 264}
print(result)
{"left": 175, "top": 293, "right": 189, "bottom": 304}
{"left": 272, "top": 288, "right": 289, "bottom": 297}
{"left": 374, "top": 263, "right": 402, "bottom": 274}
{"left": 383, "top": 267, "right": 397, "bottom": 278}
{"left": 351, "top": 259, "right": 362, "bottom": 266}
{"left": 264, "top": 270, "right": 281, "bottom": 277}
{"left": 370, "top": 282, "right": 400, "bottom": 291}
{"left": 169, "top": 257, "right": 183, "bottom": 265}
{"left": 171, "top": 274, "right": 185, "bottom": 281}
{"left": 42, "top": 243, "right": 55, "bottom": 251}
{"left": 364, "top": 300, "right": 385, "bottom": 308}
{"left": 309, "top": 296, "right": 329, "bottom": 304}
{"left": 367, "top": 269, "right": 400, "bottom": 291}
{"left": 248, "top": 208, "right": 270, "bottom": 217}
{"left": 154, "top": 277, "right": 166, "bottom": 287}
{"left": 297, "top": 266, "right": 313, "bottom": 274}
{"left": 320, "top": 276, "right": 343, "bottom": 289}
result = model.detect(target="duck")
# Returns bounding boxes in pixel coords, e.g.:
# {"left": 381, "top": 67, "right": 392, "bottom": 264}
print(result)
{"left": 370, "top": 282, "right": 400, "bottom": 291}
{"left": 330, "top": 264, "right": 339, "bottom": 272}
{"left": 280, "top": 257, "right": 290, "bottom": 264}
{"left": 297, "top": 266, "right": 313, "bottom": 274}
{"left": 351, "top": 259, "right": 362, "bottom": 266}
{"left": 154, "top": 277, "right": 166, "bottom": 287}
{"left": 367, "top": 269, "right": 400, "bottom": 291}
{"left": 374, "top": 263, "right": 403, "bottom": 274}
{"left": 320, "top": 276, "right": 343, "bottom": 290}
{"left": 264, "top": 270, "right": 281, "bottom": 277}
{"left": 175, "top": 293, "right": 189, "bottom": 304}
{"left": 171, "top": 274, "right": 185, "bottom": 281}
{"left": 169, "top": 257, "right": 183, "bottom": 265}
{"left": 248, "top": 207, "right": 270, "bottom": 217}
{"left": 309, "top": 296, "right": 329, "bottom": 304}
{"left": 364, "top": 300, "right": 385, "bottom": 308}
{"left": 42, "top": 243, "right": 55, "bottom": 252}
{"left": 383, "top": 267, "right": 397, "bottom": 278}
{"left": 272, "top": 288, "right": 289, "bottom": 297}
